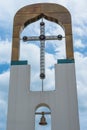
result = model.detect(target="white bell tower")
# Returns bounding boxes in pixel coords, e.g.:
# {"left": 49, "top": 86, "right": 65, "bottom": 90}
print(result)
{"left": 7, "top": 3, "right": 80, "bottom": 130}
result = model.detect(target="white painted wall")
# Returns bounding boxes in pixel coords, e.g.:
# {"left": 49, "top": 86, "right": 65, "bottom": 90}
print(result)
{"left": 7, "top": 63, "right": 80, "bottom": 130}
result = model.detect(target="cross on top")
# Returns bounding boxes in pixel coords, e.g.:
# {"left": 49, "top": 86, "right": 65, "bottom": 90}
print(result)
{"left": 22, "top": 18, "right": 64, "bottom": 80}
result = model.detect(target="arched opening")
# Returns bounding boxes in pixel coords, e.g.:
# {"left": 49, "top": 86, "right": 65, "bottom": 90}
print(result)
{"left": 20, "top": 17, "right": 65, "bottom": 91}
{"left": 35, "top": 104, "right": 51, "bottom": 130}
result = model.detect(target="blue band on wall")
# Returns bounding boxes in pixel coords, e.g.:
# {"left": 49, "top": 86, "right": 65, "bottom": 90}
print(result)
{"left": 57, "top": 59, "right": 74, "bottom": 64}
{"left": 11, "top": 60, "right": 28, "bottom": 65}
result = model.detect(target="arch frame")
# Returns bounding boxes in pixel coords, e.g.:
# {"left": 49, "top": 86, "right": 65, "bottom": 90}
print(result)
{"left": 35, "top": 103, "right": 51, "bottom": 111}
{"left": 11, "top": 3, "right": 74, "bottom": 61}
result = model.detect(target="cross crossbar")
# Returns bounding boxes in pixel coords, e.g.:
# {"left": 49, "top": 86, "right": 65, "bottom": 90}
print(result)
{"left": 22, "top": 35, "right": 64, "bottom": 41}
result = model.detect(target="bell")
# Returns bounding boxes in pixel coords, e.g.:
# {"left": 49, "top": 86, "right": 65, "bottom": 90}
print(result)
{"left": 39, "top": 112, "right": 47, "bottom": 125}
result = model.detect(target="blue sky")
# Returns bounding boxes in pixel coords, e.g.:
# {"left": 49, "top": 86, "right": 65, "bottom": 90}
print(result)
{"left": 0, "top": 0, "right": 87, "bottom": 130}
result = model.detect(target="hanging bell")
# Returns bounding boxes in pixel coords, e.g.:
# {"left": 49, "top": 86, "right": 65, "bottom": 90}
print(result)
{"left": 39, "top": 112, "right": 47, "bottom": 125}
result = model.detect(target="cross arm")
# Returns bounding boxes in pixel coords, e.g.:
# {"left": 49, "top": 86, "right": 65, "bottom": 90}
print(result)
{"left": 21, "top": 34, "right": 64, "bottom": 42}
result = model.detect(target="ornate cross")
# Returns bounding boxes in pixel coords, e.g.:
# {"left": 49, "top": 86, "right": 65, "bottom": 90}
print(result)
{"left": 22, "top": 18, "right": 64, "bottom": 89}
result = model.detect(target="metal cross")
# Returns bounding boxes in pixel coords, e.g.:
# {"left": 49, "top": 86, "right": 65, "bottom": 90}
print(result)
{"left": 22, "top": 18, "right": 64, "bottom": 88}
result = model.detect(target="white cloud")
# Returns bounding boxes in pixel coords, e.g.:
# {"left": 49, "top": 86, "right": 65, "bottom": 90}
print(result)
{"left": 0, "top": 71, "right": 9, "bottom": 91}
{"left": 0, "top": 40, "right": 11, "bottom": 64}
{"left": 73, "top": 24, "right": 87, "bottom": 37}
{"left": 75, "top": 52, "right": 87, "bottom": 88}
{"left": 0, "top": 71, "right": 9, "bottom": 130}
{"left": 0, "top": 99, "right": 7, "bottom": 115}
{"left": 67, "top": 1, "right": 87, "bottom": 37}
{"left": 20, "top": 43, "right": 40, "bottom": 72}
{"left": 75, "top": 52, "right": 87, "bottom": 108}
{"left": 0, "top": 70, "right": 9, "bottom": 130}
{"left": 0, "top": 99, "right": 7, "bottom": 130}
{"left": 74, "top": 51, "right": 87, "bottom": 130}
{"left": 74, "top": 39, "right": 85, "bottom": 49}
